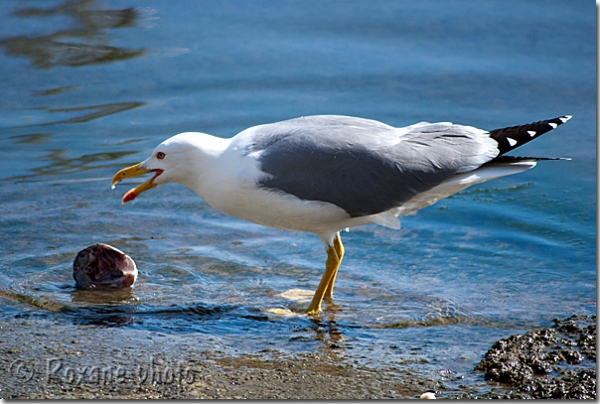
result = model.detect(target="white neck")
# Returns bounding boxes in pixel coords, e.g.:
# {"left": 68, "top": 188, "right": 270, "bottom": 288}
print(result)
{"left": 169, "top": 132, "right": 231, "bottom": 193}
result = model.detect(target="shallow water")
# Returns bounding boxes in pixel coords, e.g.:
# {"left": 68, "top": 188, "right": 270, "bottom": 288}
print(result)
{"left": 0, "top": 0, "right": 596, "bottom": 396}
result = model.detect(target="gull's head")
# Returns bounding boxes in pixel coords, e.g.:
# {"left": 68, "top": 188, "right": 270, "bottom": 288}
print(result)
{"left": 111, "top": 132, "right": 221, "bottom": 203}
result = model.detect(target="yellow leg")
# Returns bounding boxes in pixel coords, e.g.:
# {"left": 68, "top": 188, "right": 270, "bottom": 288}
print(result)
{"left": 306, "top": 234, "right": 343, "bottom": 315}
{"left": 324, "top": 234, "right": 344, "bottom": 298}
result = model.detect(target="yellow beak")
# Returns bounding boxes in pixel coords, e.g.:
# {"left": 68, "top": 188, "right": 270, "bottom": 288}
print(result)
{"left": 111, "top": 162, "right": 163, "bottom": 203}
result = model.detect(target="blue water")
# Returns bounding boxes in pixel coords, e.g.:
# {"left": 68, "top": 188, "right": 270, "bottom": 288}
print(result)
{"left": 0, "top": 0, "right": 595, "bottom": 395}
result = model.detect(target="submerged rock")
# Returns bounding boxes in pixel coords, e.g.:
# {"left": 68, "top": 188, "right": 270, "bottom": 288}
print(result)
{"left": 475, "top": 314, "right": 596, "bottom": 399}
{"left": 73, "top": 243, "right": 138, "bottom": 289}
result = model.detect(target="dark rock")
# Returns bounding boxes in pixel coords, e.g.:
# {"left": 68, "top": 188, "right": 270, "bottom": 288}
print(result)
{"left": 475, "top": 314, "right": 596, "bottom": 399}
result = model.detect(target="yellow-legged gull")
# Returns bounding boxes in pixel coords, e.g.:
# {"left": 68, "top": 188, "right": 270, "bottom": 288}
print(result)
{"left": 111, "top": 114, "right": 571, "bottom": 314}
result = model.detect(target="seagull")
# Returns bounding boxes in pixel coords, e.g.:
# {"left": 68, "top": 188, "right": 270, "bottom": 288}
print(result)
{"left": 111, "top": 114, "right": 571, "bottom": 314}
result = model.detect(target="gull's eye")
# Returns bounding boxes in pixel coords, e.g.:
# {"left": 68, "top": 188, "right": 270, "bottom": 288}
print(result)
{"left": 157, "top": 152, "right": 166, "bottom": 160}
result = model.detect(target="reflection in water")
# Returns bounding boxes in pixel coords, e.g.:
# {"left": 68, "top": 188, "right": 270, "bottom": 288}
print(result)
{"left": 1, "top": 1, "right": 146, "bottom": 128}
{"left": 1, "top": 36, "right": 143, "bottom": 68}
{"left": 71, "top": 283, "right": 137, "bottom": 304}
{"left": 32, "top": 101, "right": 144, "bottom": 126}
{"left": 68, "top": 306, "right": 137, "bottom": 327}
{"left": 33, "top": 86, "right": 79, "bottom": 97}
{"left": 3, "top": 149, "right": 137, "bottom": 183}
{"left": 10, "top": 133, "right": 52, "bottom": 145}
{"left": 0, "top": 0, "right": 143, "bottom": 69}
{"left": 276, "top": 289, "right": 346, "bottom": 345}
{"left": 69, "top": 288, "right": 137, "bottom": 326}
{"left": 312, "top": 318, "right": 345, "bottom": 343}
{"left": 8, "top": 100, "right": 145, "bottom": 129}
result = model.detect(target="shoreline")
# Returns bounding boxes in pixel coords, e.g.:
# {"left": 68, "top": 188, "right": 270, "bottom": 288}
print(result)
{"left": 0, "top": 314, "right": 594, "bottom": 399}
{"left": 0, "top": 315, "right": 440, "bottom": 399}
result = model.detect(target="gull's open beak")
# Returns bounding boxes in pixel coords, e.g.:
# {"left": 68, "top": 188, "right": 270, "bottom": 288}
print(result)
{"left": 111, "top": 162, "right": 163, "bottom": 204}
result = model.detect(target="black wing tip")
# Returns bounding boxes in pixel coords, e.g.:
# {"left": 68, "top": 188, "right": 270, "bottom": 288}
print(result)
{"left": 548, "top": 114, "right": 573, "bottom": 127}
{"left": 558, "top": 114, "right": 573, "bottom": 123}
{"left": 490, "top": 155, "right": 571, "bottom": 164}
{"left": 489, "top": 114, "right": 572, "bottom": 156}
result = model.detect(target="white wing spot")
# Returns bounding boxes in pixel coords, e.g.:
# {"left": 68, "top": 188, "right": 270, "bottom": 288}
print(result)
{"left": 559, "top": 115, "right": 572, "bottom": 123}
{"left": 548, "top": 122, "right": 558, "bottom": 129}
{"left": 507, "top": 137, "right": 517, "bottom": 147}
{"left": 527, "top": 130, "right": 537, "bottom": 137}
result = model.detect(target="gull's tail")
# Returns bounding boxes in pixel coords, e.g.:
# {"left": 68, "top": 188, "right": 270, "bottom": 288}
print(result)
{"left": 376, "top": 115, "right": 572, "bottom": 220}
{"left": 488, "top": 115, "right": 572, "bottom": 156}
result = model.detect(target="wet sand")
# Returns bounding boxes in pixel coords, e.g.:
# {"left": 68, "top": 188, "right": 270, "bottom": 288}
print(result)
{"left": 0, "top": 315, "right": 440, "bottom": 399}
{"left": 0, "top": 314, "right": 594, "bottom": 399}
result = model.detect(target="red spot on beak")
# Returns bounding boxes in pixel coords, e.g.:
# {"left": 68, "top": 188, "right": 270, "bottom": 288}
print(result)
{"left": 118, "top": 169, "right": 164, "bottom": 204}
{"left": 123, "top": 190, "right": 138, "bottom": 203}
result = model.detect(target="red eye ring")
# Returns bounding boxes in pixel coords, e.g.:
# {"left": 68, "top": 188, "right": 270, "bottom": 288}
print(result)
{"left": 157, "top": 152, "right": 166, "bottom": 160}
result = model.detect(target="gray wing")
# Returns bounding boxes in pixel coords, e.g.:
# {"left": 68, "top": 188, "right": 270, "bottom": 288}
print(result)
{"left": 251, "top": 115, "right": 499, "bottom": 217}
